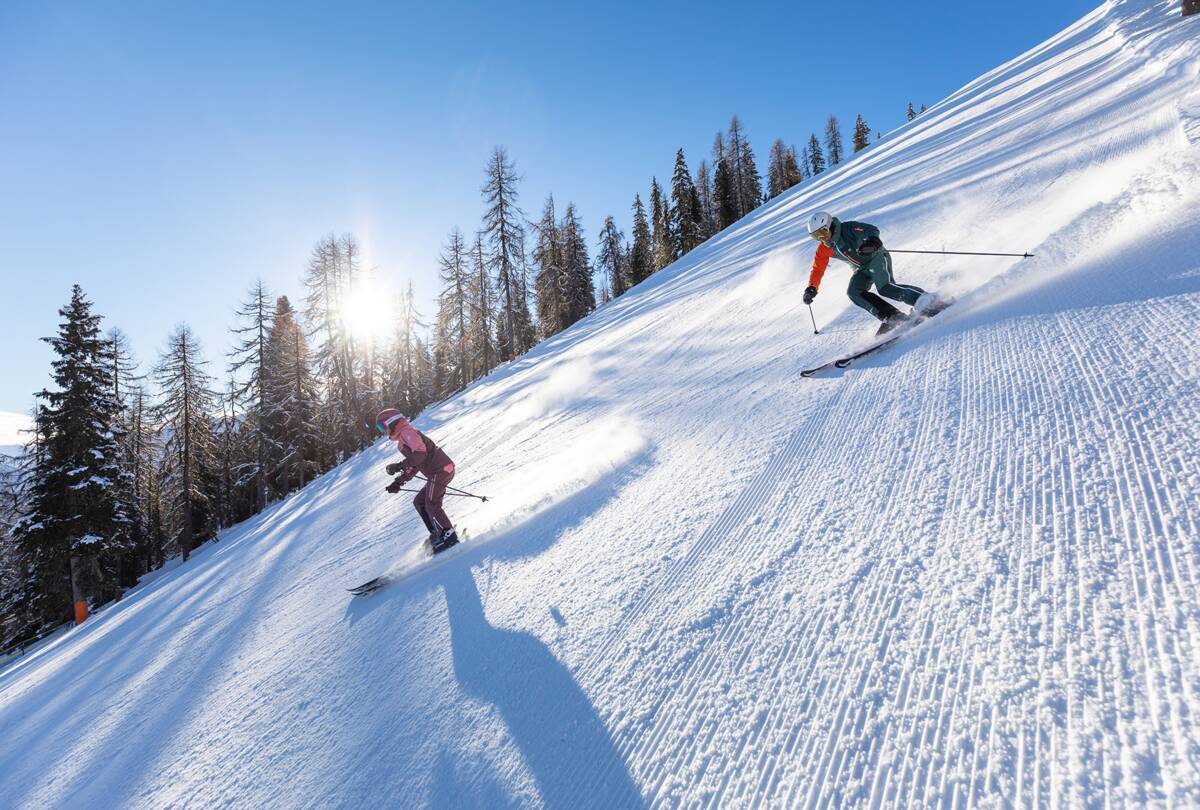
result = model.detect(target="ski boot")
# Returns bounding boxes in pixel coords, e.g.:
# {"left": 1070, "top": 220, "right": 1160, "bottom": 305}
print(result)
{"left": 915, "top": 292, "right": 951, "bottom": 317}
{"left": 431, "top": 528, "right": 459, "bottom": 554}
{"left": 875, "top": 311, "right": 910, "bottom": 336}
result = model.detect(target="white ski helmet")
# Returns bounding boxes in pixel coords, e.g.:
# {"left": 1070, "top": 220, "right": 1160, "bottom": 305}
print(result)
{"left": 807, "top": 211, "right": 834, "bottom": 241}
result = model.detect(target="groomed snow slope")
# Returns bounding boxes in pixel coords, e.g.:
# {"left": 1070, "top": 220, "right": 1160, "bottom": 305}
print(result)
{"left": 3, "top": 1, "right": 1200, "bottom": 806}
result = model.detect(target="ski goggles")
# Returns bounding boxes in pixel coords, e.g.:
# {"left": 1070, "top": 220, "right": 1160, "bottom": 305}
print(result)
{"left": 810, "top": 225, "right": 832, "bottom": 242}
{"left": 376, "top": 413, "right": 406, "bottom": 434}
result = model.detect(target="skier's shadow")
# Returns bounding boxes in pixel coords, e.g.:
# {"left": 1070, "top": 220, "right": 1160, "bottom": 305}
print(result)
{"left": 429, "top": 563, "right": 644, "bottom": 808}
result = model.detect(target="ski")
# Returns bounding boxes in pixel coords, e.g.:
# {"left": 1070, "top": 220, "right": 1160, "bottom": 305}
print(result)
{"left": 347, "top": 529, "right": 469, "bottom": 597}
{"left": 833, "top": 333, "right": 907, "bottom": 368}
{"left": 348, "top": 576, "right": 391, "bottom": 596}
{"left": 801, "top": 300, "right": 954, "bottom": 377}
{"left": 801, "top": 328, "right": 910, "bottom": 377}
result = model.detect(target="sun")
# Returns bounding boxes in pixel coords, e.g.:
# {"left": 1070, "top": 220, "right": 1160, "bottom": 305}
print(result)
{"left": 340, "top": 284, "right": 390, "bottom": 343}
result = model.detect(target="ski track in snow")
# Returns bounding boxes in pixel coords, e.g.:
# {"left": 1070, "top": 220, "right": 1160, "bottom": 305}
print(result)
{"left": 2, "top": 2, "right": 1200, "bottom": 807}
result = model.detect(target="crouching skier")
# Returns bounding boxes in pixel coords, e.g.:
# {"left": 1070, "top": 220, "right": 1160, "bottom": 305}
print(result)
{"left": 375, "top": 408, "right": 460, "bottom": 554}
{"left": 803, "top": 211, "right": 944, "bottom": 335}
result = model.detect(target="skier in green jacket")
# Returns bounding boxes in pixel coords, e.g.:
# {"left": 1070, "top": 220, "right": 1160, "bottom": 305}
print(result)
{"left": 803, "top": 211, "right": 942, "bottom": 334}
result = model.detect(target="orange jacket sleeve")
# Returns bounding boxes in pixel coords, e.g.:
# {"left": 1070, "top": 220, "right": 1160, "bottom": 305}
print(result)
{"left": 808, "top": 242, "right": 833, "bottom": 289}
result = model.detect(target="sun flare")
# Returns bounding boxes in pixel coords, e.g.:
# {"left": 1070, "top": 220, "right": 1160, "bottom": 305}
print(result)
{"left": 340, "top": 284, "right": 390, "bottom": 343}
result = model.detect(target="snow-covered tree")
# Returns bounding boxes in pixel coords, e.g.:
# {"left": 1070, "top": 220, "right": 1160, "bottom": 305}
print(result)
{"left": 10, "top": 286, "right": 131, "bottom": 633}
{"left": 559, "top": 202, "right": 594, "bottom": 326}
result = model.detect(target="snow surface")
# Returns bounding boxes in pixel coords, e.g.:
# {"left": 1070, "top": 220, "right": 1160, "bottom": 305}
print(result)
{"left": 3, "top": 1, "right": 1200, "bottom": 806}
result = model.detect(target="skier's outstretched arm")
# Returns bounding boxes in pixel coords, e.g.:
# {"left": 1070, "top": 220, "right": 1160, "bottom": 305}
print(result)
{"left": 805, "top": 242, "right": 833, "bottom": 303}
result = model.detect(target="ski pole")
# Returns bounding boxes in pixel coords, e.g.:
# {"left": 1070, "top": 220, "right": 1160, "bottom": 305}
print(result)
{"left": 888, "top": 249, "right": 1034, "bottom": 258}
{"left": 807, "top": 303, "right": 820, "bottom": 335}
{"left": 415, "top": 475, "right": 490, "bottom": 502}
{"left": 386, "top": 486, "right": 482, "bottom": 499}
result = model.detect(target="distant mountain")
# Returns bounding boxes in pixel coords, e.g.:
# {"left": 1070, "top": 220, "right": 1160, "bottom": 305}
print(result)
{"left": 0, "top": 411, "right": 31, "bottom": 460}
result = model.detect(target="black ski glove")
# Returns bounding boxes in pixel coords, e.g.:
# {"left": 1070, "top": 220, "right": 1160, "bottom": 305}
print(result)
{"left": 385, "top": 477, "right": 404, "bottom": 494}
{"left": 802, "top": 286, "right": 818, "bottom": 305}
{"left": 385, "top": 462, "right": 405, "bottom": 476}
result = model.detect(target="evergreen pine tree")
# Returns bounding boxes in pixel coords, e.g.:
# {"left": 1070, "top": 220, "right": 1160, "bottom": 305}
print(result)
{"left": 825, "top": 115, "right": 844, "bottom": 166}
{"left": 808, "top": 134, "right": 826, "bottom": 175}
{"left": 713, "top": 158, "right": 737, "bottom": 230}
{"left": 688, "top": 185, "right": 704, "bottom": 244}
{"left": 10, "top": 286, "right": 131, "bottom": 632}
{"left": 560, "top": 202, "right": 595, "bottom": 326}
{"left": 767, "top": 139, "right": 803, "bottom": 198}
{"left": 727, "top": 116, "right": 763, "bottom": 216}
{"left": 670, "top": 149, "right": 702, "bottom": 255}
{"left": 907, "top": 102, "right": 917, "bottom": 121}
{"left": 852, "top": 114, "right": 871, "bottom": 153}
{"left": 628, "top": 195, "right": 653, "bottom": 286}
{"left": 154, "top": 324, "right": 218, "bottom": 563}
{"left": 532, "top": 195, "right": 565, "bottom": 337}
{"left": 919, "top": 103, "right": 927, "bottom": 114}
{"left": 650, "top": 177, "right": 674, "bottom": 271}
{"left": 596, "top": 216, "right": 628, "bottom": 299}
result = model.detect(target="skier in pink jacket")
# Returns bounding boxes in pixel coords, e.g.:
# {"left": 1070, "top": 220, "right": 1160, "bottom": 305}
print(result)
{"left": 375, "top": 408, "right": 459, "bottom": 553}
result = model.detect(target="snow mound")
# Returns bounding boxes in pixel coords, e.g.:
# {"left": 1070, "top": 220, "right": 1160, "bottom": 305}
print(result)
{"left": 2, "top": 1, "right": 1199, "bottom": 807}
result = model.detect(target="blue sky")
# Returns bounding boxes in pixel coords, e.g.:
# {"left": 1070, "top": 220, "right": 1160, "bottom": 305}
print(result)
{"left": 0, "top": 0, "right": 1099, "bottom": 414}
